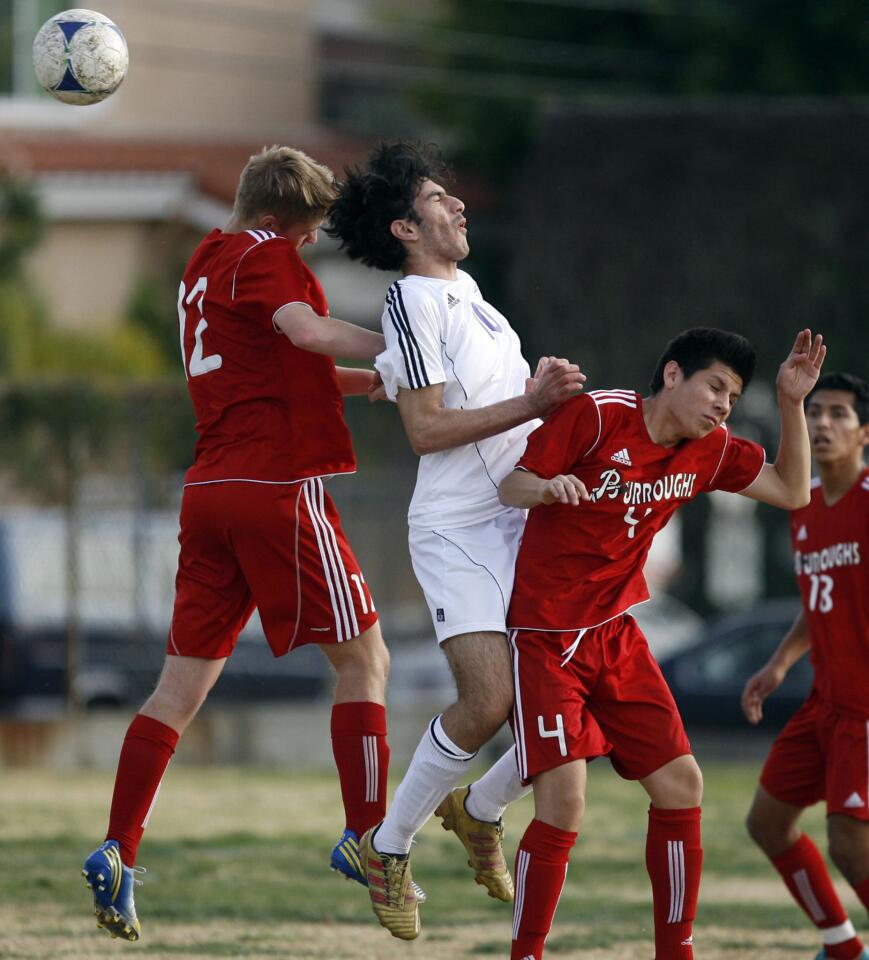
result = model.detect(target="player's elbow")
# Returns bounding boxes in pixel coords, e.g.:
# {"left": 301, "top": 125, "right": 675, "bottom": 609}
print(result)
{"left": 780, "top": 476, "right": 811, "bottom": 510}
{"left": 407, "top": 430, "right": 439, "bottom": 456}
{"left": 403, "top": 416, "right": 445, "bottom": 456}
{"left": 286, "top": 320, "right": 328, "bottom": 354}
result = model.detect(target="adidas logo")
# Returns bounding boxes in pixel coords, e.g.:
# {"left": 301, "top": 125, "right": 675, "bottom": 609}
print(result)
{"left": 611, "top": 448, "right": 632, "bottom": 467}
{"left": 446, "top": 293, "right": 461, "bottom": 309}
{"left": 796, "top": 525, "right": 808, "bottom": 542}
{"left": 844, "top": 792, "right": 864, "bottom": 809}
{"left": 680, "top": 937, "right": 694, "bottom": 946}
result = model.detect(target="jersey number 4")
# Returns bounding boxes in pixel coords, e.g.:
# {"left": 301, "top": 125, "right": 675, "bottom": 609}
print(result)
{"left": 178, "top": 277, "right": 223, "bottom": 379}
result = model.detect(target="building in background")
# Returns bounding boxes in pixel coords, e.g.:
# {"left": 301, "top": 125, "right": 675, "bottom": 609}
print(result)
{"left": 0, "top": 0, "right": 397, "bottom": 330}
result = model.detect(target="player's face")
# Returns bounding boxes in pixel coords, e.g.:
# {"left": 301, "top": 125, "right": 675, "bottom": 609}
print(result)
{"left": 805, "top": 389, "right": 868, "bottom": 464}
{"left": 410, "top": 179, "right": 469, "bottom": 264}
{"left": 282, "top": 218, "right": 323, "bottom": 249}
{"left": 672, "top": 361, "right": 743, "bottom": 439}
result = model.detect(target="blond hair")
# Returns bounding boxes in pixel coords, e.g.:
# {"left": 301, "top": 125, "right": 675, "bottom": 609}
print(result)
{"left": 233, "top": 146, "right": 338, "bottom": 225}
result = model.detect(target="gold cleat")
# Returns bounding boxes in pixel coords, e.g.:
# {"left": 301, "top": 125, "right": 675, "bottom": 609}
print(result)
{"left": 434, "top": 786, "right": 514, "bottom": 902}
{"left": 359, "top": 828, "right": 421, "bottom": 941}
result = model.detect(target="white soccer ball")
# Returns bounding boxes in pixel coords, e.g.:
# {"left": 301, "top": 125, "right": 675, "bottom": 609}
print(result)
{"left": 32, "top": 8, "right": 128, "bottom": 105}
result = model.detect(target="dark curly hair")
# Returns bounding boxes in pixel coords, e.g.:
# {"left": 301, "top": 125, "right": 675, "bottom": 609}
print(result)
{"left": 326, "top": 141, "right": 452, "bottom": 271}
{"left": 649, "top": 328, "right": 756, "bottom": 394}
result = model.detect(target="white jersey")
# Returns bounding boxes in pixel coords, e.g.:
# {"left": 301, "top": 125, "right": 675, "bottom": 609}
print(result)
{"left": 375, "top": 270, "right": 537, "bottom": 529}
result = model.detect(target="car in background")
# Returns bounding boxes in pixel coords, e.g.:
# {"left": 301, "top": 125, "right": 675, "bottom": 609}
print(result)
{"left": 0, "top": 618, "right": 330, "bottom": 716}
{"left": 659, "top": 599, "right": 812, "bottom": 730}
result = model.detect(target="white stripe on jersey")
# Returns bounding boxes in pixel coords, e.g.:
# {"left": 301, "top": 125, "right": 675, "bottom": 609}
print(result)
{"left": 232, "top": 230, "right": 281, "bottom": 299}
{"left": 667, "top": 840, "right": 686, "bottom": 922}
{"left": 707, "top": 424, "right": 731, "bottom": 488}
{"left": 593, "top": 397, "right": 637, "bottom": 408}
{"left": 509, "top": 630, "right": 529, "bottom": 780}
{"left": 303, "top": 479, "right": 350, "bottom": 642}
{"left": 590, "top": 389, "right": 637, "bottom": 409}
{"left": 364, "top": 735, "right": 378, "bottom": 802}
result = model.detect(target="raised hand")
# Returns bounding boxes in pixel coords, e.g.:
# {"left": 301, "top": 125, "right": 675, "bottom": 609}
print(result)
{"left": 776, "top": 329, "right": 826, "bottom": 404}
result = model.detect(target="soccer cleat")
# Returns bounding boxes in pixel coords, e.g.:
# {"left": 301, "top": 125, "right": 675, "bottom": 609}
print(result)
{"left": 359, "top": 827, "right": 421, "bottom": 941}
{"left": 331, "top": 829, "right": 427, "bottom": 902}
{"left": 435, "top": 785, "right": 515, "bottom": 902}
{"left": 331, "top": 828, "right": 366, "bottom": 884}
{"left": 82, "top": 840, "right": 142, "bottom": 941}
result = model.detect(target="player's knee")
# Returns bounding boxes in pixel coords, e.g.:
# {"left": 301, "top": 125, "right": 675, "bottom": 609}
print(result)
{"left": 745, "top": 807, "right": 769, "bottom": 849}
{"left": 681, "top": 762, "right": 704, "bottom": 806}
{"left": 455, "top": 695, "right": 511, "bottom": 742}
{"left": 827, "top": 819, "right": 869, "bottom": 884}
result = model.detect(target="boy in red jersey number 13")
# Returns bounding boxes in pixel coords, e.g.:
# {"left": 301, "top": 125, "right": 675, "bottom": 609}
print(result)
{"left": 499, "top": 328, "right": 825, "bottom": 960}
{"left": 742, "top": 372, "right": 869, "bottom": 960}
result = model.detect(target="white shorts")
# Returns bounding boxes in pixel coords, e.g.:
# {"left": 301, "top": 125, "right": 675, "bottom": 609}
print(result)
{"left": 409, "top": 510, "right": 525, "bottom": 644}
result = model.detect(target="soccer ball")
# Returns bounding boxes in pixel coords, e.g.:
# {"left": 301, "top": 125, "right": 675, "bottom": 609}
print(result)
{"left": 32, "top": 8, "right": 128, "bottom": 105}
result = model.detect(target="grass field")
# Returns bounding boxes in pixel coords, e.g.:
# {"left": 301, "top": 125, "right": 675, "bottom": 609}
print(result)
{"left": 0, "top": 760, "right": 862, "bottom": 959}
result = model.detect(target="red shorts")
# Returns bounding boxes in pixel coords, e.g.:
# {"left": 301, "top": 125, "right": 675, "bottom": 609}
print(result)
{"left": 510, "top": 615, "right": 692, "bottom": 782}
{"left": 169, "top": 478, "right": 378, "bottom": 659}
{"left": 760, "top": 693, "right": 869, "bottom": 819}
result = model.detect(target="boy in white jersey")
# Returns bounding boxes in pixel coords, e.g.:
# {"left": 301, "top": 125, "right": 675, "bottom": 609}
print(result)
{"left": 329, "top": 141, "right": 584, "bottom": 939}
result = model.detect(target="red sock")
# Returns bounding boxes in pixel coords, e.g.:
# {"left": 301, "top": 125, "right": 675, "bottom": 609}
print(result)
{"left": 106, "top": 714, "right": 179, "bottom": 866}
{"left": 771, "top": 834, "right": 864, "bottom": 960}
{"left": 511, "top": 819, "right": 578, "bottom": 960}
{"left": 855, "top": 876, "right": 869, "bottom": 914}
{"left": 646, "top": 806, "right": 702, "bottom": 960}
{"left": 330, "top": 701, "right": 389, "bottom": 836}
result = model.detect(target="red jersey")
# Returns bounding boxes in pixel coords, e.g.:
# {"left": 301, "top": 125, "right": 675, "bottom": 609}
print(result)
{"left": 178, "top": 229, "right": 355, "bottom": 484}
{"left": 790, "top": 467, "right": 869, "bottom": 716}
{"left": 508, "top": 389, "right": 765, "bottom": 631}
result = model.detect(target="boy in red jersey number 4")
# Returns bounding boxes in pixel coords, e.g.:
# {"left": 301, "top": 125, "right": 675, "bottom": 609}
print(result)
{"left": 82, "top": 147, "right": 391, "bottom": 941}
{"left": 742, "top": 372, "right": 869, "bottom": 960}
{"left": 499, "top": 328, "right": 825, "bottom": 960}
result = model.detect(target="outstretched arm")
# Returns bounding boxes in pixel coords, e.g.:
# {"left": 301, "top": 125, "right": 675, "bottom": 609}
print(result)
{"left": 274, "top": 303, "right": 385, "bottom": 360}
{"left": 740, "top": 610, "right": 811, "bottom": 725}
{"left": 396, "top": 359, "right": 585, "bottom": 456}
{"left": 498, "top": 468, "right": 590, "bottom": 508}
{"left": 740, "top": 329, "right": 825, "bottom": 510}
{"left": 335, "top": 366, "right": 379, "bottom": 396}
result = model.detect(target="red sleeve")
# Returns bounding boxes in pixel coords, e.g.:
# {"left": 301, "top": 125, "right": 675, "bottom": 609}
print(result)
{"left": 233, "top": 241, "right": 327, "bottom": 324}
{"left": 706, "top": 432, "right": 766, "bottom": 493}
{"left": 517, "top": 394, "right": 602, "bottom": 478}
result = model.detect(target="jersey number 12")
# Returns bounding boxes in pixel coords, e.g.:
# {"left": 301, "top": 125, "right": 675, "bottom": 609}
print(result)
{"left": 178, "top": 277, "right": 223, "bottom": 379}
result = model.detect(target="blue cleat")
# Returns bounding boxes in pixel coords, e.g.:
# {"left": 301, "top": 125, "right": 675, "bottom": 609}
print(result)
{"left": 82, "top": 840, "right": 142, "bottom": 941}
{"left": 330, "top": 828, "right": 366, "bottom": 885}
{"left": 330, "top": 828, "right": 426, "bottom": 902}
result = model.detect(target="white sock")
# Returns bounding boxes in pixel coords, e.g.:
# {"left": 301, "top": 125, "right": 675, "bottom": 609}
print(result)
{"left": 374, "top": 715, "right": 476, "bottom": 855}
{"left": 465, "top": 747, "right": 530, "bottom": 823}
